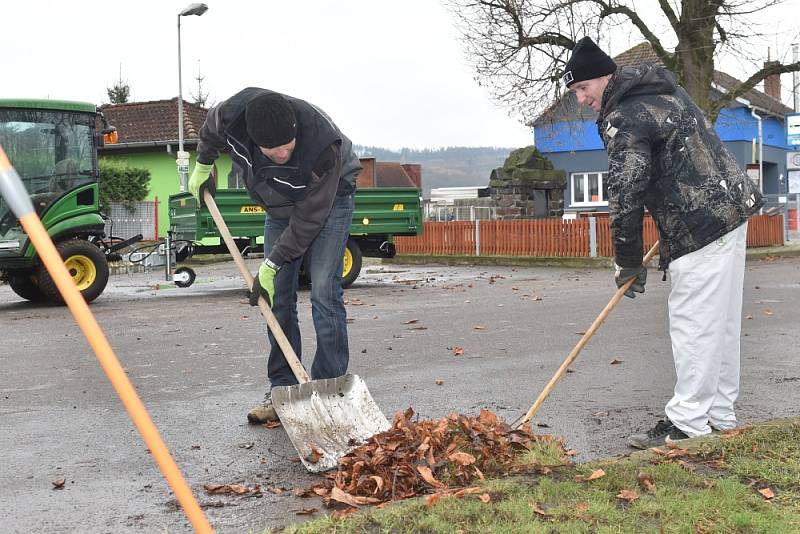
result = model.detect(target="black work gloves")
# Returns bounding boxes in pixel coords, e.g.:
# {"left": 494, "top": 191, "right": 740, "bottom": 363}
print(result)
{"left": 614, "top": 264, "right": 647, "bottom": 298}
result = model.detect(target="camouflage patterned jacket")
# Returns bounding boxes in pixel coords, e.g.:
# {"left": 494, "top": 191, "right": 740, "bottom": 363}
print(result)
{"left": 598, "top": 64, "right": 763, "bottom": 270}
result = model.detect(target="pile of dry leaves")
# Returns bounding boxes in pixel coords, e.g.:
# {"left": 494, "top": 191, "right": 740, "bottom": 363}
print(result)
{"left": 300, "top": 408, "right": 567, "bottom": 508}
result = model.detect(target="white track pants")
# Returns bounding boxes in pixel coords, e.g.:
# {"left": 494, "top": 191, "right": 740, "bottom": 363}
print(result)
{"left": 664, "top": 222, "right": 748, "bottom": 437}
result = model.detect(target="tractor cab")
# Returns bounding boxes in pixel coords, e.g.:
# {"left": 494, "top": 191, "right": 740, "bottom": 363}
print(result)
{"left": 0, "top": 99, "right": 117, "bottom": 304}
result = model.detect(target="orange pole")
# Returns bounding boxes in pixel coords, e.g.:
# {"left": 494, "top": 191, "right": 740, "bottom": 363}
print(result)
{"left": 0, "top": 148, "right": 212, "bottom": 534}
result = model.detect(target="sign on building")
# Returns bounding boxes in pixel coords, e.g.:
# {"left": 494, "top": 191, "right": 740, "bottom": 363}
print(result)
{"left": 787, "top": 113, "right": 800, "bottom": 146}
{"left": 788, "top": 152, "right": 800, "bottom": 194}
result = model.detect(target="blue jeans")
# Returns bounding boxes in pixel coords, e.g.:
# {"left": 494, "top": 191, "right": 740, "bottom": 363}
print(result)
{"left": 263, "top": 193, "right": 354, "bottom": 387}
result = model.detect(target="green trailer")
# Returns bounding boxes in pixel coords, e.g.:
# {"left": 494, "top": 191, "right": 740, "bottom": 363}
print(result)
{"left": 169, "top": 187, "right": 422, "bottom": 286}
{"left": 0, "top": 99, "right": 121, "bottom": 304}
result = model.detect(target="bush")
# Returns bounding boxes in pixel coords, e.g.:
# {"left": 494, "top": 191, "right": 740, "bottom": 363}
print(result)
{"left": 98, "top": 159, "right": 149, "bottom": 212}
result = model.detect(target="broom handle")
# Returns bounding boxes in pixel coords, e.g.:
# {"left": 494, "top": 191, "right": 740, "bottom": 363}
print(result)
{"left": 204, "top": 190, "right": 310, "bottom": 383}
{"left": 512, "top": 241, "right": 660, "bottom": 429}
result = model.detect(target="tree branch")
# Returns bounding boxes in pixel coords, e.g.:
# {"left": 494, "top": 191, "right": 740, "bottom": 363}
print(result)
{"left": 587, "top": 0, "right": 676, "bottom": 70}
{"left": 657, "top": 0, "right": 679, "bottom": 33}
{"left": 710, "top": 60, "right": 800, "bottom": 117}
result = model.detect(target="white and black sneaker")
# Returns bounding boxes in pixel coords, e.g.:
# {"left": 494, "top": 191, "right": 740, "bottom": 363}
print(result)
{"left": 628, "top": 419, "right": 689, "bottom": 449}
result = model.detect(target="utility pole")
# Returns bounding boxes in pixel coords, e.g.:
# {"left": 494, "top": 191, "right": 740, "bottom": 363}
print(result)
{"left": 793, "top": 43, "right": 799, "bottom": 112}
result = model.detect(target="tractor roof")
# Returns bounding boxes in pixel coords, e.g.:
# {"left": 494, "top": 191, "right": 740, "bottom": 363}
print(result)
{"left": 0, "top": 99, "right": 96, "bottom": 114}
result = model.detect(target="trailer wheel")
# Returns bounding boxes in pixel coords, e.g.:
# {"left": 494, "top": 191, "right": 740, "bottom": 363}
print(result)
{"left": 342, "top": 238, "right": 362, "bottom": 288}
{"left": 173, "top": 266, "right": 196, "bottom": 288}
{"left": 37, "top": 239, "right": 110, "bottom": 305}
{"left": 8, "top": 273, "right": 47, "bottom": 302}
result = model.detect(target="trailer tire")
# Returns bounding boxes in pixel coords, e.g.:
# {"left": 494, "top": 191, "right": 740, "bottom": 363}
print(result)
{"left": 342, "top": 238, "right": 362, "bottom": 288}
{"left": 37, "top": 239, "right": 110, "bottom": 305}
{"left": 8, "top": 273, "right": 48, "bottom": 302}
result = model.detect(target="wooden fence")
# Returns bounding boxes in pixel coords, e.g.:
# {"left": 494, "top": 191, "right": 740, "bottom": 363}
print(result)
{"left": 395, "top": 214, "right": 784, "bottom": 257}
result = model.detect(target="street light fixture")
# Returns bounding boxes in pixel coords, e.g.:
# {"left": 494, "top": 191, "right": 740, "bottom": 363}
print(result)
{"left": 176, "top": 3, "right": 208, "bottom": 192}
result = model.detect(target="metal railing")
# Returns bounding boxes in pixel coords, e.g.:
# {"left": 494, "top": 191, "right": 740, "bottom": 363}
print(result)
{"left": 103, "top": 200, "right": 158, "bottom": 241}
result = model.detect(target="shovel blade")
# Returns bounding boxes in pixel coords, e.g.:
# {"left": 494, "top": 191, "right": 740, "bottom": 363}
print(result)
{"left": 272, "top": 374, "right": 390, "bottom": 472}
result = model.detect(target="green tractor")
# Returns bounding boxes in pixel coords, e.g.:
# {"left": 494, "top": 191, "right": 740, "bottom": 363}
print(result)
{"left": 0, "top": 99, "right": 120, "bottom": 304}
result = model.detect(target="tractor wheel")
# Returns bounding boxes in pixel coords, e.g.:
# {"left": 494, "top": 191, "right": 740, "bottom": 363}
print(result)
{"left": 37, "top": 239, "right": 110, "bottom": 305}
{"left": 341, "top": 238, "right": 362, "bottom": 289}
{"left": 8, "top": 272, "right": 47, "bottom": 302}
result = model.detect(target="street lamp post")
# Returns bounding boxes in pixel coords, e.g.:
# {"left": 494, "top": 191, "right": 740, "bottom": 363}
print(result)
{"left": 177, "top": 3, "right": 208, "bottom": 192}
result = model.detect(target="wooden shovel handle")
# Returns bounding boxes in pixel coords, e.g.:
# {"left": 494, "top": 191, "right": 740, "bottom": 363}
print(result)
{"left": 512, "top": 241, "right": 660, "bottom": 429}
{"left": 204, "top": 190, "right": 311, "bottom": 383}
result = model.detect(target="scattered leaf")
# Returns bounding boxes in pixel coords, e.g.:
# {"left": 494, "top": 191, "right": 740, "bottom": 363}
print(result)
{"left": 435, "top": 379, "right": 445, "bottom": 385}
{"left": 478, "top": 493, "right": 491, "bottom": 503}
{"left": 610, "top": 358, "right": 624, "bottom": 365}
{"left": 758, "top": 487, "right": 775, "bottom": 499}
{"left": 204, "top": 483, "right": 261, "bottom": 496}
{"left": 473, "top": 325, "right": 486, "bottom": 330}
{"left": 416, "top": 465, "right": 445, "bottom": 488}
{"left": 403, "top": 319, "right": 419, "bottom": 324}
{"left": 575, "top": 331, "right": 586, "bottom": 336}
{"left": 452, "top": 346, "right": 464, "bottom": 356}
{"left": 745, "top": 314, "right": 753, "bottom": 320}
{"left": 575, "top": 501, "right": 589, "bottom": 511}
{"left": 306, "top": 446, "right": 324, "bottom": 464}
{"left": 637, "top": 472, "right": 656, "bottom": 493}
{"left": 530, "top": 501, "right": 550, "bottom": 516}
{"left": 448, "top": 452, "right": 476, "bottom": 466}
{"left": 763, "top": 309, "right": 773, "bottom": 316}
{"left": 262, "top": 420, "right": 282, "bottom": 429}
{"left": 453, "top": 487, "right": 483, "bottom": 498}
{"left": 331, "top": 507, "right": 358, "bottom": 520}
{"left": 294, "top": 508, "right": 318, "bottom": 515}
{"left": 425, "top": 493, "right": 442, "bottom": 507}
{"left": 616, "top": 489, "right": 639, "bottom": 502}
{"left": 52, "top": 477, "right": 66, "bottom": 489}
{"left": 576, "top": 468, "right": 605, "bottom": 482}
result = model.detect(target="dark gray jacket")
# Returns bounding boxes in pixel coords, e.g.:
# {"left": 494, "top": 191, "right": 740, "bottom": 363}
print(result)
{"left": 598, "top": 65, "right": 763, "bottom": 269}
{"left": 196, "top": 88, "right": 362, "bottom": 266}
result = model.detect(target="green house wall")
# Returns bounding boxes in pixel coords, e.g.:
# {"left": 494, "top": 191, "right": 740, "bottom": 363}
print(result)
{"left": 100, "top": 149, "right": 233, "bottom": 237}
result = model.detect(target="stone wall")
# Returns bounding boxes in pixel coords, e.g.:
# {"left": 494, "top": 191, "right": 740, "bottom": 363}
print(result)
{"left": 487, "top": 146, "right": 566, "bottom": 218}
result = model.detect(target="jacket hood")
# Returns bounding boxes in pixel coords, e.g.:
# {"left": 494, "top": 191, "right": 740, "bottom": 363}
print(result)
{"left": 602, "top": 64, "right": 677, "bottom": 112}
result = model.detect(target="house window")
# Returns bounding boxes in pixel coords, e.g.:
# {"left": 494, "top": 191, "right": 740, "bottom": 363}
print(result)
{"left": 570, "top": 171, "right": 609, "bottom": 206}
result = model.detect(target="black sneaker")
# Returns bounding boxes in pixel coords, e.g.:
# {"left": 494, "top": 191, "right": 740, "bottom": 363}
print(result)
{"left": 628, "top": 419, "right": 689, "bottom": 449}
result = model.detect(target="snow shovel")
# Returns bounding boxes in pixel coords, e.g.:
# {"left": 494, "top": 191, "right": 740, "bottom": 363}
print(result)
{"left": 203, "top": 190, "right": 390, "bottom": 472}
{"left": 511, "top": 241, "right": 660, "bottom": 429}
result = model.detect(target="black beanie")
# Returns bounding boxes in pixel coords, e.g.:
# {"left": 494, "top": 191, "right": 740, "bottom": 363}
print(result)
{"left": 245, "top": 93, "right": 297, "bottom": 148}
{"left": 562, "top": 37, "right": 617, "bottom": 88}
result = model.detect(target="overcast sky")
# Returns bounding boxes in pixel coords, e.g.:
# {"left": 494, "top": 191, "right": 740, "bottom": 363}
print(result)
{"left": 3, "top": 1, "right": 798, "bottom": 150}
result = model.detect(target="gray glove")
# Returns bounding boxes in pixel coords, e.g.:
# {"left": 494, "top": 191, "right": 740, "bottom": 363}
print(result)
{"left": 614, "top": 264, "right": 647, "bottom": 298}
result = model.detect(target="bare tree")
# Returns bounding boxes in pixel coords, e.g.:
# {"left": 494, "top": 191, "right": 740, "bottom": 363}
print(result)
{"left": 446, "top": 0, "right": 800, "bottom": 123}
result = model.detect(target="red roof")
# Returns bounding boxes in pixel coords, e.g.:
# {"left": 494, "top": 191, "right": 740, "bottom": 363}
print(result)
{"left": 99, "top": 98, "right": 208, "bottom": 145}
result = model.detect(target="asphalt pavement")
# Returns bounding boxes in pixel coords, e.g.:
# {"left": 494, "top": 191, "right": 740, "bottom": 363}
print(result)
{"left": 1, "top": 253, "right": 798, "bottom": 533}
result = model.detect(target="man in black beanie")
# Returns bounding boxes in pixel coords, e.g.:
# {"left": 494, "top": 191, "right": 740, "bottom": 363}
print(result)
{"left": 563, "top": 38, "right": 762, "bottom": 448}
{"left": 189, "top": 88, "right": 362, "bottom": 423}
